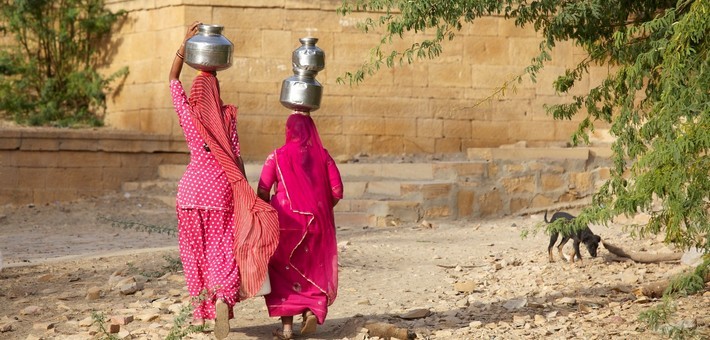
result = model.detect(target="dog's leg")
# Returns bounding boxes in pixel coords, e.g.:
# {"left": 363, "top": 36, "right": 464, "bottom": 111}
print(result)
{"left": 548, "top": 233, "right": 559, "bottom": 263}
{"left": 572, "top": 239, "right": 583, "bottom": 265}
{"left": 557, "top": 236, "right": 569, "bottom": 263}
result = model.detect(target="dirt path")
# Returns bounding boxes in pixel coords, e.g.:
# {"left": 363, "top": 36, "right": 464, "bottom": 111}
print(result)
{"left": 1, "top": 192, "right": 708, "bottom": 339}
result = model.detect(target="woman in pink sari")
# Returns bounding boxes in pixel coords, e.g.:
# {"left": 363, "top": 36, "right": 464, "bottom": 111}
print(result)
{"left": 257, "top": 112, "right": 343, "bottom": 339}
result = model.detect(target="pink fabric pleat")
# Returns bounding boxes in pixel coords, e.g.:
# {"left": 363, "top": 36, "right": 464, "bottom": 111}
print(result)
{"left": 188, "top": 72, "right": 280, "bottom": 299}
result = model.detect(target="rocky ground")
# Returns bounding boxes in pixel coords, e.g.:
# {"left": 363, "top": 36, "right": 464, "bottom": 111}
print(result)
{"left": 0, "top": 191, "right": 708, "bottom": 340}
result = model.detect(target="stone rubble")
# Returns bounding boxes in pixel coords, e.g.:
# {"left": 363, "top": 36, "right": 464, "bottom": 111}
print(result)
{"left": 1, "top": 215, "right": 708, "bottom": 339}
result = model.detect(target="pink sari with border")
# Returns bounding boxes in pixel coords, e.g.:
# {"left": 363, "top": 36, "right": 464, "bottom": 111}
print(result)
{"left": 262, "top": 113, "right": 340, "bottom": 324}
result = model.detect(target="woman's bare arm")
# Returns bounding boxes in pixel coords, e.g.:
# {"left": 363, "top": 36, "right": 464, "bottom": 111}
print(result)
{"left": 169, "top": 21, "right": 201, "bottom": 81}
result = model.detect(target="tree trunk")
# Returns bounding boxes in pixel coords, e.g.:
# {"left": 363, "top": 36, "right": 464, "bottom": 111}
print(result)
{"left": 602, "top": 241, "right": 683, "bottom": 263}
{"left": 635, "top": 272, "right": 710, "bottom": 298}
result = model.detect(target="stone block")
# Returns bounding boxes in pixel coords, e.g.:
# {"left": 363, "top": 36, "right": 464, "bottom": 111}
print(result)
{"left": 335, "top": 212, "right": 371, "bottom": 227}
{"left": 404, "top": 137, "right": 436, "bottom": 154}
{"left": 462, "top": 16, "right": 500, "bottom": 36}
{"left": 312, "top": 116, "right": 342, "bottom": 135}
{"left": 470, "top": 122, "right": 511, "bottom": 145}
{"left": 467, "top": 148, "right": 493, "bottom": 161}
{"left": 416, "top": 118, "right": 443, "bottom": 138}
{"left": 0, "top": 188, "right": 32, "bottom": 205}
{"left": 58, "top": 138, "right": 100, "bottom": 151}
{"left": 261, "top": 30, "right": 293, "bottom": 58}
{"left": 232, "top": 29, "right": 262, "bottom": 58}
{"left": 343, "top": 116, "right": 386, "bottom": 135}
{"left": 593, "top": 167, "right": 611, "bottom": 181}
{"left": 443, "top": 120, "right": 472, "bottom": 138}
{"left": 508, "top": 121, "right": 558, "bottom": 143}
{"left": 15, "top": 152, "right": 59, "bottom": 168}
{"left": 457, "top": 189, "right": 475, "bottom": 218}
{"left": 366, "top": 181, "right": 401, "bottom": 197}
{"left": 505, "top": 164, "right": 526, "bottom": 174}
{"left": 343, "top": 182, "right": 366, "bottom": 199}
{"left": 435, "top": 138, "right": 462, "bottom": 154}
{"left": 509, "top": 197, "right": 530, "bottom": 214}
{"left": 52, "top": 168, "right": 105, "bottom": 191}
{"left": 0, "top": 136, "right": 21, "bottom": 150}
{"left": 433, "top": 161, "right": 488, "bottom": 180}
{"left": 0, "top": 166, "right": 19, "bottom": 189}
{"left": 237, "top": 115, "right": 263, "bottom": 136}
{"left": 20, "top": 138, "right": 59, "bottom": 151}
{"left": 384, "top": 118, "right": 417, "bottom": 137}
{"left": 507, "top": 38, "right": 543, "bottom": 66}
{"left": 380, "top": 163, "right": 434, "bottom": 181}
{"left": 570, "top": 172, "right": 594, "bottom": 193}
{"left": 320, "top": 134, "right": 346, "bottom": 157}
{"left": 419, "top": 183, "right": 454, "bottom": 200}
{"left": 501, "top": 175, "right": 535, "bottom": 194}
{"left": 333, "top": 199, "right": 351, "bottom": 212}
{"left": 317, "top": 96, "right": 354, "bottom": 117}
{"left": 488, "top": 148, "right": 589, "bottom": 161}
{"left": 540, "top": 174, "right": 565, "bottom": 191}
{"left": 479, "top": 189, "right": 503, "bottom": 217}
{"left": 391, "top": 63, "right": 430, "bottom": 88}
{"left": 423, "top": 205, "right": 451, "bottom": 219}
{"left": 345, "top": 135, "right": 375, "bottom": 156}
{"left": 353, "top": 96, "right": 431, "bottom": 119}
{"left": 33, "top": 188, "right": 81, "bottom": 204}
{"left": 498, "top": 19, "right": 537, "bottom": 38}
{"left": 337, "top": 163, "right": 380, "bottom": 179}
{"left": 261, "top": 115, "right": 286, "bottom": 135}
{"left": 531, "top": 194, "right": 554, "bottom": 209}
{"left": 463, "top": 36, "right": 509, "bottom": 66}
{"left": 428, "top": 62, "right": 472, "bottom": 88}
{"left": 216, "top": 8, "right": 285, "bottom": 31}
{"left": 332, "top": 33, "right": 380, "bottom": 63}
{"left": 370, "top": 136, "right": 405, "bottom": 155}
{"left": 247, "top": 57, "right": 287, "bottom": 84}
{"left": 470, "top": 65, "right": 520, "bottom": 89}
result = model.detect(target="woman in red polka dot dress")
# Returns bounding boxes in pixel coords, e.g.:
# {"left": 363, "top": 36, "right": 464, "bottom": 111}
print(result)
{"left": 168, "top": 21, "right": 245, "bottom": 338}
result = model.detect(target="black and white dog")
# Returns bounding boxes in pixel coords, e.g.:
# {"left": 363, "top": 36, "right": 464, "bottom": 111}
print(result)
{"left": 545, "top": 211, "right": 601, "bottom": 263}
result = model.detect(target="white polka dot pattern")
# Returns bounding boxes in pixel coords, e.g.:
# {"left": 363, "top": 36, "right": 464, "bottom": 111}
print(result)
{"left": 170, "top": 80, "right": 240, "bottom": 210}
{"left": 170, "top": 80, "right": 241, "bottom": 320}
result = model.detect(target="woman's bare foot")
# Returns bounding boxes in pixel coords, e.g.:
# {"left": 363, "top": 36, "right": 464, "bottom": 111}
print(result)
{"left": 214, "top": 299, "right": 230, "bottom": 339}
{"left": 300, "top": 310, "right": 317, "bottom": 335}
{"left": 272, "top": 328, "right": 294, "bottom": 339}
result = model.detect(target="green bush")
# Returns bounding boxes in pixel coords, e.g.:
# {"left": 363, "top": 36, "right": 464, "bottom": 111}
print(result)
{"left": 0, "top": 0, "right": 128, "bottom": 127}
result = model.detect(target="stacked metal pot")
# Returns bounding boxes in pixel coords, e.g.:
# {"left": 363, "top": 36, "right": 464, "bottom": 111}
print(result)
{"left": 279, "top": 37, "right": 325, "bottom": 113}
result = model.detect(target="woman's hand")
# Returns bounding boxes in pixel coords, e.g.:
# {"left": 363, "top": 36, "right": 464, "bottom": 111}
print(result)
{"left": 183, "top": 21, "right": 201, "bottom": 45}
{"left": 169, "top": 21, "right": 202, "bottom": 81}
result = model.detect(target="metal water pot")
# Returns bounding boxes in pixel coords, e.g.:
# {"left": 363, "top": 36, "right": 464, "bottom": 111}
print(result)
{"left": 184, "top": 24, "right": 233, "bottom": 72}
{"left": 280, "top": 37, "right": 325, "bottom": 112}
{"left": 292, "top": 37, "right": 325, "bottom": 73}
{"left": 280, "top": 69, "right": 323, "bottom": 112}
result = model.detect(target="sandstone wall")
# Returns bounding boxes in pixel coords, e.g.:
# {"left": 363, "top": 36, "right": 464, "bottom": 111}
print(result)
{"left": 102, "top": 0, "right": 609, "bottom": 161}
{"left": 0, "top": 128, "right": 187, "bottom": 205}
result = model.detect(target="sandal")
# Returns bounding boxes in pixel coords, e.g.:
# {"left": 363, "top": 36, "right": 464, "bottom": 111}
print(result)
{"left": 214, "top": 299, "right": 230, "bottom": 339}
{"left": 300, "top": 310, "right": 317, "bottom": 335}
{"left": 273, "top": 328, "right": 294, "bottom": 340}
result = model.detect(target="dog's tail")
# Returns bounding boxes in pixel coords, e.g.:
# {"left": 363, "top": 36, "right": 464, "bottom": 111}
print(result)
{"left": 544, "top": 210, "right": 550, "bottom": 223}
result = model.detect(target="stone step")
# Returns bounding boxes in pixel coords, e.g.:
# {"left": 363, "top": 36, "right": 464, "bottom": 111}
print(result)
{"left": 467, "top": 147, "right": 591, "bottom": 161}
{"left": 158, "top": 162, "right": 448, "bottom": 182}
{"left": 334, "top": 212, "right": 372, "bottom": 228}
{"left": 135, "top": 193, "right": 404, "bottom": 227}
{"left": 125, "top": 177, "right": 456, "bottom": 203}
